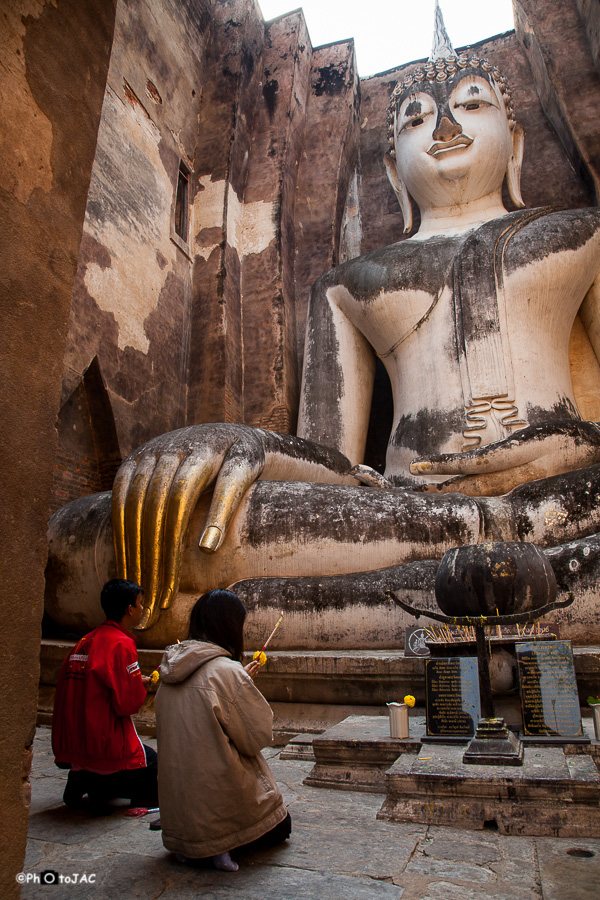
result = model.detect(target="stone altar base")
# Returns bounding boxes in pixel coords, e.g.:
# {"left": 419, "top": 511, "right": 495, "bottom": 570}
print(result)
{"left": 38, "top": 639, "right": 600, "bottom": 739}
{"left": 304, "top": 714, "right": 425, "bottom": 793}
{"left": 378, "top": 743, "right": 600, "bottom": 837}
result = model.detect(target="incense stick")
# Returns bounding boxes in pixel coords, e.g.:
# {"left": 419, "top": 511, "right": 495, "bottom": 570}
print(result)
{"left": 261, "top": 612, "right": 284, "bottom": 652}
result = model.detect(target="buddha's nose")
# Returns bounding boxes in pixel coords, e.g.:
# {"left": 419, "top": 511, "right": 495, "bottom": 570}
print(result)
{"left": 432, "top": 114, "right": 462, "bottom": 143}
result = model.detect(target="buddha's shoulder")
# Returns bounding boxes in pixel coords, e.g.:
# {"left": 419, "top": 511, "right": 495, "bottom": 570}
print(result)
{"left": 505, "top": 206, "right": 600, "bottom": 268}
{"left": 318, "top": 235, "right": 463, "bottom": 298}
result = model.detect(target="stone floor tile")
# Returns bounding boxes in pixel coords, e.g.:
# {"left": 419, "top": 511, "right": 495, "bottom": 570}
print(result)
{"left": 262, "top": 746, "right": 281, "bottom": 760}
{"left": 29, "top": 775, "right": 67, "bottom": 814}
{"left": 17, "top": 728, "right": 600, "bottom": 900}
{"left": 419, "top": 836, "right": 500, "bottom": 865}
{"left": 32, "top": 762, "right": 66, "bottom": 777}
{"left": 26, "top": 804, "right": 133, "bottom": 845}
{"left": 288, "top": 787, "right": 391, "bottom": 830}
{"left": 496, "top": 835, "right": 536, "bottom": 862}
{"left": 401, "top": 881, "right": 538, "bottom": 900}
{"left": 405, "top": 856, "right": 495, "bottom": 883}
{"left": 22, "top": 839, "right": 46, "bottom": 871}
{"left": 20, "top": 853, "right": 168, "bottom": 900}
{"left": 489, "top": 858, "right": 539, "bottom": 882}
{"left": 267, "top": 757, "right": 314, "bottom": 781}
{"left": 289, "top": 794, "right": 426, "bottom": 841}
{"left": 58, "top": 848, "right": 112, "bottom": 863}
{"left": 31, "top": 749, "right": 55, "bottom": 769}
{"left": 241, "top": 822, "right": 417, "bottom": 880}
{"left": 421, "top": 824, "right": 503, "bottom": 845}
{"left": 81, "top": 816, "right": 167, "bottom": 859}
{"left": 160, "top": 862, "right": 406, "bottom": 899}
{"left": 536, "top": 838, "right": 600, "bottom": 900}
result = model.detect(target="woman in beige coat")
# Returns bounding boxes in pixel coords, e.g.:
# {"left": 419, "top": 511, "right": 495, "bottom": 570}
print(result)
{"left": 156, "top": 589, "right": 290, "bottom": 872}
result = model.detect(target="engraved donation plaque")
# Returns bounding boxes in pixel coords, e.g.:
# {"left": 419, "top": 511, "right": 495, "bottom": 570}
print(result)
{"left": 516, "top": 640, "right": 586, "bottom": 741}
{"left": 425, "top": 657, "right": 480, "bottom": 741}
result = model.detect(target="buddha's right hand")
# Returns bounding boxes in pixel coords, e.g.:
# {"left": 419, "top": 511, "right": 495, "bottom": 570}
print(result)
{"left": 111, "top": 424, "right": 352, "bottom": 629}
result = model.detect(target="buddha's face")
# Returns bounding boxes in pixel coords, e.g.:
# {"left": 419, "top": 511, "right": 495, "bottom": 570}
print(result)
{"left": 393, "top": 69, "right": 513, "bottom": 210}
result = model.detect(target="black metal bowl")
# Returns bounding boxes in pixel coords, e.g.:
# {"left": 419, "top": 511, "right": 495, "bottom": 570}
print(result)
{"left": 434, "top": 541, "right": 557, "bottom": 618}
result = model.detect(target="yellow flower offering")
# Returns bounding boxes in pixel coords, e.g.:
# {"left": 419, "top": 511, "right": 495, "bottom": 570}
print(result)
{"left": 404, "top": 694, "right": 415, "bottom": 708}
{"left": 150, "top": 670, "right": 160, "bottom": 685}
{"left": 253, "top": 651, "right": 267, "bottom": 667}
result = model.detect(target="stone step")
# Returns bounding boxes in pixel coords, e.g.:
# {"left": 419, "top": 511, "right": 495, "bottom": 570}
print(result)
{"left": 304, "top": 714, "right": 426, "bottom": 793}
{"left": 378, "top": 742, "right": 600, "bottom": 837}
{"left": 38, "top": 639, "right": 600, "bottom": 737}
{"left": 39, "top": 639, "right": 600, "bottom": 703}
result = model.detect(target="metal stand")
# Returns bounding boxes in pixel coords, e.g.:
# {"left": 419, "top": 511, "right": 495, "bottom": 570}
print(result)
{"left": 389, "top": 591, "right": 575, "bottom": 767}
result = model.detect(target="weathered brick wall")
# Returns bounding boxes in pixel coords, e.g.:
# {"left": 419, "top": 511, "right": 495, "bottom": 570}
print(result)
{"left": 239, "top": 11, "right": 313, "bottom": 434}
{"left": 0, "top": 2, "right": 117, "bottom": 893}
{"left": 2, "top": 1, "right": 597, "bottom": 888}
{"left": 60, "top": 0, "right": 214, "bottom": 468}
{"left": 577, "top": 0, "right": 600, "bottom": 74}
{"left": 186, "top": 0, "right": 265, "bottom": 426}
{"left": 51, "top": 368, "right": 121, "bottom": 513}
{"left": 514, "top": 0, "right": 600, "bottom": 202}
{"left": 293, "top": 41, "right": 361, "bottom": 376}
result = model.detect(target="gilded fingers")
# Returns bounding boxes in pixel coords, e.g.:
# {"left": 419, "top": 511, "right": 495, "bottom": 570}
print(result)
{"left": 140, "top": 453, "right": 184, "bottom": 628}
{"left": 111, "top": 425, "right": 269, "bottom": 630}
{"left": 124, "top": 454, "right": 157, "bottom": 585}
{"left": 199, "top": 435, "right": 266, "bottom": 553}
{"left": 158, "top": 455, "right": 215, "bottom": 612}
{"left": 113, "top": 449, "right": 214, "bottom": 630}
{"left": 200, "top": 525, "right": 222, "bottom": 552}
{"left": 112, "top": 456, "right": 138, "bottom": 578}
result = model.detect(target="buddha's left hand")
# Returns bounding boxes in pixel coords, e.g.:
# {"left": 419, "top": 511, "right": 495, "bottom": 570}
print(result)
{"left": 410, "top": 419, "right": 600, "bottom": 496}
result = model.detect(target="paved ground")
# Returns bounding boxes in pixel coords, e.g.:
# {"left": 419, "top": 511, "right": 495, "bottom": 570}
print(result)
{"left": 19, "top": 726, "right": 600, "bottom": 899}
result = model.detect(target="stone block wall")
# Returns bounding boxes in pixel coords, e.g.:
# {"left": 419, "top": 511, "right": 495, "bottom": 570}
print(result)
{"left": 56, "top": 0, "right": 213, "bottom": 507}
{"left": 514, "top": 0, "right": 600, "bottom": 201}
{"left": 52, "top": 1, "right": 364, "bottom": 502}
{"left": 0, "top": 2, "right": 117, "bottom": 894}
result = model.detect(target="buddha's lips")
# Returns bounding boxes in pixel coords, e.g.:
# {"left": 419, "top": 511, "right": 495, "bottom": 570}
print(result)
{"left": 427, "top": 134, "right": 474, "bottom": 157}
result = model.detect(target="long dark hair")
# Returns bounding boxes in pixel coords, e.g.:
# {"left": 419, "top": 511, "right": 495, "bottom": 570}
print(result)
{"left": 188, "top": 589, "right": 247, "bottom": 662}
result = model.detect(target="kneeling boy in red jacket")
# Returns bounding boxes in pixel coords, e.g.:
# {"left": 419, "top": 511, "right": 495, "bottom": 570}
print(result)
{"left": 52, "top": 579, "right": 157, "bottom": 814}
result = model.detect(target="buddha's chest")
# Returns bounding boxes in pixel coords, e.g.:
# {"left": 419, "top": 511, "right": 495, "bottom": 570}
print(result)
{"left": 338, "top": 239, "right": 589, "bottom": 361}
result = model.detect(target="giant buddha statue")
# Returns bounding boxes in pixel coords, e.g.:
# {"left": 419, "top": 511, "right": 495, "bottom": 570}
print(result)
{"left": 46, "top": 11, "right": 600, "bottom": 648}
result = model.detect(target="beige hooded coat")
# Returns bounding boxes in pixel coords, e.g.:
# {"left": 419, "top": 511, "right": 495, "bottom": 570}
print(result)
{"left": 155, "top": 640, "right": 287, "bottom": 857}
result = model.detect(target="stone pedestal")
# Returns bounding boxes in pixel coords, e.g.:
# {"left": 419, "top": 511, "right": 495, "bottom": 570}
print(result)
{"left": 378, "top": 742, "right": 600, "bottom": 836}
{"left": 463, "top": 717, "right": 524, "bottom": 766}
{"left": 304, "top": 714, "right": 425, "bottom": 793}
{"left": 280, "top": 733, "right": 317, "bottom": 761}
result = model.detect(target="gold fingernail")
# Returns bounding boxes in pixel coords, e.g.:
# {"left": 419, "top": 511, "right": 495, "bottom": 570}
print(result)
{"left": 136, "top": 608, "right": 152, "bottom": 630}
{"left": 160, "top": 588, "right": 172, "bottom": 610}
{"left": 200, "top": 525, "right": 222, "bottom": 553}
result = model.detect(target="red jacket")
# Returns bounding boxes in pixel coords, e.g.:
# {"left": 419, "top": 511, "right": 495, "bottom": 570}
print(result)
{"left": 52, "top": 620, "right": 148, "bottom": 774}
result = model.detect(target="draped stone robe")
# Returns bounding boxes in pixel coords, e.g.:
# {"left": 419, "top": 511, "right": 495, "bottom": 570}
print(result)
{"left": 300, "top": 207, "right": 600, "bottom": 486}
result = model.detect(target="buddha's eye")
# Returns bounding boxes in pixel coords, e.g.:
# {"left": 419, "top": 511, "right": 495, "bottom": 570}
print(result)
{"left": 400, "top": 113, "right": 427, "bottom": 133}
{"left": 455, "top": 98, "right": 494, "bottom": 112}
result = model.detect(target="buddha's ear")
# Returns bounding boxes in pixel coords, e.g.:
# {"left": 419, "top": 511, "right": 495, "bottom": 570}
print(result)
{"left": 506, "top": 122, "right": 525, "bottom": 209}
{"left": 384, "top": 151, "right": 413, "bottom": 234}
